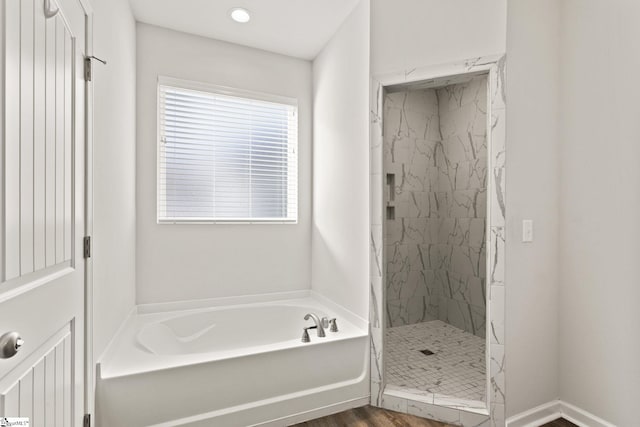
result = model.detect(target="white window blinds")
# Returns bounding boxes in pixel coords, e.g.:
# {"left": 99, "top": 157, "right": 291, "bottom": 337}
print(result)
{"left": 158, "top": 79, "right": 298, "bottom": 223}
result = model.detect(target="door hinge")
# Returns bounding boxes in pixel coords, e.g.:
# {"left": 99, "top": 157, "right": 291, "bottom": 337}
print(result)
{"left": 84, "top": 55, "right": 107, "bottom": 82}
{"left": 83, "top": 236, "right": 91, "bottom": 259}
{"left": 83, "top": 414, "right": 91, "bottom": 427}
{"left": 84, "top": 57, "right": 92, "bottom": 82}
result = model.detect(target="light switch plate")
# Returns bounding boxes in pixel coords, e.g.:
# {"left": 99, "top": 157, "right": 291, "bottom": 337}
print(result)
{"left": 522, "top": 220, "right": 533, "bottom": 243}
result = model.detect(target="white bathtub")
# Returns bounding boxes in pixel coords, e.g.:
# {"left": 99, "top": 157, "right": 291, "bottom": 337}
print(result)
{"left": 95, "top": 292, "right": 369, "bottom": 426}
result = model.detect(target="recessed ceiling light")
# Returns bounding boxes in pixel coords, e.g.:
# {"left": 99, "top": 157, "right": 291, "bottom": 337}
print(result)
{"left": 230, "top": 8, "right": 251, "bottom": 23}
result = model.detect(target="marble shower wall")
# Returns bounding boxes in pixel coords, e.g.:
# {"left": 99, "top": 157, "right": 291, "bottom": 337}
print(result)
{"left": 434, "top": 77, "right": 488, "bottom": 338}
{"left": 384, "top": 76, "right": 488, "bottom": 338}
{"left": 384, "top": 89, "right": 441, "bottom": 327}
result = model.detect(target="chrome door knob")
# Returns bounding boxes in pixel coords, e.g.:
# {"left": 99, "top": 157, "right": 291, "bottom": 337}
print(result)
{"left": 0, "top": 332, "right": 24, "bottom": 359}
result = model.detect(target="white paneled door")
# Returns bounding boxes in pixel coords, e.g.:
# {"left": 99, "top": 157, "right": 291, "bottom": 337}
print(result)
{"left": 0, "top": 0, "right": 88, "bottom": 425}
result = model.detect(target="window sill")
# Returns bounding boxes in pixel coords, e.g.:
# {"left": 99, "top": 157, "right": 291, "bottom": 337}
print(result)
{"left": 157, "top": 218, "right": 298, "bottom": 225}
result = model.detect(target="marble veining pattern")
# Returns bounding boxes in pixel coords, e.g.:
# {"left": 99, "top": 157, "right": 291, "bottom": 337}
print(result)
{"left": 384, "top": 77, "right": 488, "bottom": 338}
{"left": 370, "top": 54, "right": 506, "bottom": 427}
{"left": 386, "top": 321, "right": 485, "bottom": 402}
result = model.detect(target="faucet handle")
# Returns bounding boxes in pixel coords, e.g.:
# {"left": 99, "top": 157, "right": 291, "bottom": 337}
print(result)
{"left": 329, "top": 318, "right": 338, "bottom": 332}
{"left": 301, "top": 327, "right": 311, "bottom": 343}
{"left": 321, "top": 317, "right": 330, "bottom": 328}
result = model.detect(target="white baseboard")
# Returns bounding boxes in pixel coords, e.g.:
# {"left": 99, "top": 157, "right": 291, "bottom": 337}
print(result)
{"left": 506, "top": 401, "right": 563, "bottom": 427}
{"left": 506, "top": 400, "right": 616, "bottom": 427}
{"left": 560, "top": 401, "right": 616, "bottom": 427}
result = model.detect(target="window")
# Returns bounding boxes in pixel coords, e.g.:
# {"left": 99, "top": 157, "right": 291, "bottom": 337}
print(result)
{"left": 157, "top": 77, "right": 298, "bottom": 223}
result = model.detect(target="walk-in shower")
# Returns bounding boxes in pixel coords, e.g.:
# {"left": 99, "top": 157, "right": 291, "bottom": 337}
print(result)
{"left": 369, "top": 55, "right": 507, "bottom": 425}
{"left": 382, "top": 74, "right": 489, "bottom": 403}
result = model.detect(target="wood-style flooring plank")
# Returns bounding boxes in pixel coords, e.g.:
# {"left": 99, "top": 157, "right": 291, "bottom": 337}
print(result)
{"left": 292, "top": 406, "right": 455, "bottom": 427}
{"left": 292, "top": 406, "right": 578, "bottom": 427}
{"left": 543, "top": 419, "right": 579, "bottom": 427}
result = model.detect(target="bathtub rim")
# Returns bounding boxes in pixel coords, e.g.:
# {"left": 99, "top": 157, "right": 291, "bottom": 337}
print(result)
{"left": 97, "top": 291, "right": 369, "bottom": 379}
{"left": 134, "top": 300, "right": 365, "bottom": 358}
{"left": 135, "top": 290, "right": 368, "bottom": 331}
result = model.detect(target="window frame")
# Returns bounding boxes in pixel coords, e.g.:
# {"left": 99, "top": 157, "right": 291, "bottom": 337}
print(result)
{"left": 156, "top": 76, "right": 299, "bottom": 225}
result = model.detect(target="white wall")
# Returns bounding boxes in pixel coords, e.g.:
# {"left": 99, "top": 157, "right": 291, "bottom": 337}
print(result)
{"left": 504, "top": 0, "right": 561, "bottom": 418}
{"left": 92, "top": 0, "right": 137, "bottom": 361}
{"left": 311, "top": 0, "right": 370, "bottom": 319}
{"left": 136, "top": 24, "right": 312, "bottom": 304}
{"left": 370, "top": 0, "right": 506, "bottom": 75}
{"left": 559, "top": 1, "right": 640, "bottom": 425}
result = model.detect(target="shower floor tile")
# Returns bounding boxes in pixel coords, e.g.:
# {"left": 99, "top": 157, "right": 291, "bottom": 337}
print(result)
{"left": 385, "top": 320, "right": 486, "bottom": 403}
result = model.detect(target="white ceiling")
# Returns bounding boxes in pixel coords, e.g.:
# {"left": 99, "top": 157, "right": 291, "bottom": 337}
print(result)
{"left": 128, "top": 0, "right": 361, "bottom": 60}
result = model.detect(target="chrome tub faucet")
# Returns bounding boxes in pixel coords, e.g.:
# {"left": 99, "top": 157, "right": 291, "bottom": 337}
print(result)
{"left": 304, "top": 313, "right": 325, "bottom": 337}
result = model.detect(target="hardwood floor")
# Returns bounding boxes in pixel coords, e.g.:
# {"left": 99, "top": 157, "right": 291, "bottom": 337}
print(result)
{"left": 542, "top": 418, "right": 579, "bottom": 427}
{"left": 291, "top": 406, "right": 579, "bottom": 427}
{"left": 292, "top": 406, "right": 455, "bottom": 426}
